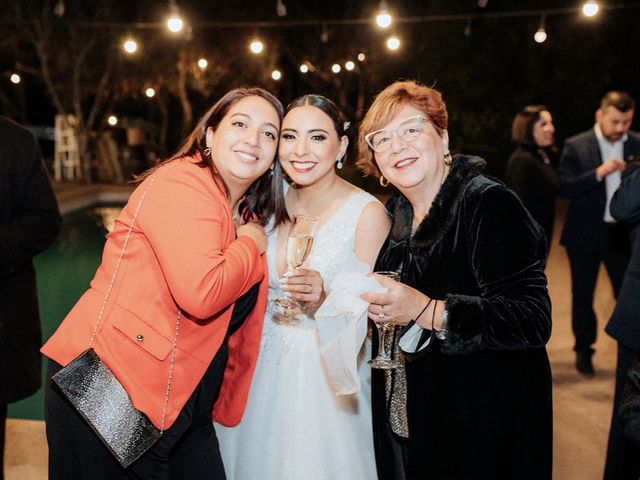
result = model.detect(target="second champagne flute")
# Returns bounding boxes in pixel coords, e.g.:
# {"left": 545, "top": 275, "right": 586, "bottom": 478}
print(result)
{"left": 369, "top": 271, "right": 400, "bottom": 369}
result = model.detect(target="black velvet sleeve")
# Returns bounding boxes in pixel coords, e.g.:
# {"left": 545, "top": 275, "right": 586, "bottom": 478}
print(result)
{"left": 441, "top": 182, "right": 552, "bottom": 354}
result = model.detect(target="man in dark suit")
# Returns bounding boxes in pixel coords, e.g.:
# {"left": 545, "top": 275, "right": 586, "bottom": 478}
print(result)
{"left": 559, "top": 91, "right": 640, "bottom": 375}
{"left": 0, "top": 116, "right": 61, "bottom": 479}
{"left": 603, "top": 160, "right": 640, "bottom": 480}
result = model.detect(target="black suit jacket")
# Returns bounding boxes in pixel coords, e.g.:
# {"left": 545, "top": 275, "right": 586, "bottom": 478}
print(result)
{"left": 559, "top": 129, "right": 640, "bottom": 251}
{"left": 607, "top": 162, "right": 640, "bottom": 352}
{"left": 0, "top": 116, "right": 61, "bottom": 404}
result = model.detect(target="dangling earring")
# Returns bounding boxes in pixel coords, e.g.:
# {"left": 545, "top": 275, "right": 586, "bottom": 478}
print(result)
{"left": 204, "top": 147, "right": 212, "bottom": 158}
{"left": 268, "top": 167, "right": 274, "bottom": 177}
{"left": 336, "top": 158, "right": 344, "bottom": 170}
{"left": 379, "top": 175, "right": 389, "bottom": 187}
{"left": 443, "top": 151, "right": 452, "bottom": 166}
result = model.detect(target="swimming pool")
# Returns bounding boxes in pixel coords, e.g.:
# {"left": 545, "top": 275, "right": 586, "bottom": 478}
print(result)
{"left": 8, "top": 206, "right": 122, "bottom": 420}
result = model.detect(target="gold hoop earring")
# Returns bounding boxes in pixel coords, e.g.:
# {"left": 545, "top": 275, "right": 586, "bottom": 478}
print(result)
{"left": 379, "top": 175, "right": 389, "bottom": 187}
{"left": 444, "top": 151, "right": 452, "bottom": 166}
{"left": 204, "top": 147, "right": 212, "bottom": 157}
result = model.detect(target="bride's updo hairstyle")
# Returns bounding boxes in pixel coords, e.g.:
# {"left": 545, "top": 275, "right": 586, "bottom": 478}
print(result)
{"left": 285, "top": 94, "right": 350, "bottom": 139}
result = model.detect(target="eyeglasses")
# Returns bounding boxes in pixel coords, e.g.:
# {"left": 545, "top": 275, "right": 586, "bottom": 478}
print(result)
{"left": 365, "top": 115, "right": 426, "bottom": 153}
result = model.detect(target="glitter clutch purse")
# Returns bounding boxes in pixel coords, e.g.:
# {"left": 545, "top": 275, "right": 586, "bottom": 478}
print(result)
{"left": 51, "top": 348, "right": 161, "bottom": 467}
{"left": 50, "top": 176, "right": 180, "bottom": 468}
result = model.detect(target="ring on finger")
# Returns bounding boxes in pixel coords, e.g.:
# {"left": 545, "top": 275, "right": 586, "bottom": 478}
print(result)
{"left": 378, "top": 305, "right": 385, "bottom": 319}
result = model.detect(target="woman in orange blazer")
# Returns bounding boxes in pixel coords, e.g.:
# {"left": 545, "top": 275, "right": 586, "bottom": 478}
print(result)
{"left": 42, "top": 87, "right": 287, "bottom": 479}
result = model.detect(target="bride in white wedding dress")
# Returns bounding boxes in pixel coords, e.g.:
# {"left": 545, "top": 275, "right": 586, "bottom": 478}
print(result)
{"left": 216, "top": 95, "right": 390, "bottom": 480}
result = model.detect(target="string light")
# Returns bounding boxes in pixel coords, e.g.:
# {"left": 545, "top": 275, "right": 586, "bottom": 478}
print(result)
{"left": 386, "top": 36, "right": 400, "bottom": 50}
{"left": 582, "top": 0, "right": 600, "bottom": 17}
{"left": 145, "top": 87, "right": 156, "bottom": 98}
{"left": 331, "top": 63, "right": 341, "bottom": 73}
{"left": 250, "top": 39, "right": 264, "bottom": 54}
{"left": 198, "top": 58, "right": 208, "bottom": 69}
{"left": 271, "top": 69, "right": 282, "bottom": 80}
{"left": 107, "top": 115, "right": 118, "bottom": 126}
{"left": 167, "top": 15, "right": 184, "bottom": 32}
{"left": 357, "top": 53, "right": 366, "bottom": 62}
{"left": 345, "top": 61, "right": 355, "bottom": 71}
{"left": 10, "top": 73, "right": 21, "bottom": 84}
{"left": 299, "top": 64, "right": 309, "bottom": 73}
{"left": 123, "top": 38, "right": 138, "bottom": 54}
{"left": 534, "top": 15, "right": 547, "bottom": 43}
{"left": 376, "top": 1, "right": 393, "bottom": 29}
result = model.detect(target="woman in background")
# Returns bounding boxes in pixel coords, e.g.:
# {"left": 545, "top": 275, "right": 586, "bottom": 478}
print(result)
{"left": 505, "top": 105, "right": 560, "bottom": 249}
{"left": 218, "top": 94, "right": 389, "bottom": 479}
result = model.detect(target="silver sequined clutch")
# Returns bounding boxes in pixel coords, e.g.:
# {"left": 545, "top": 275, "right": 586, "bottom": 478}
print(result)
{"left": 52, "top": 348, "right": 161, "bottom": 468}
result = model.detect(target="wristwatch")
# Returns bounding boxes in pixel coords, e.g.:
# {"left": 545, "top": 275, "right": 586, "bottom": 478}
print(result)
{"left": 435, "top": 307, "right": 449, "bottom": 340}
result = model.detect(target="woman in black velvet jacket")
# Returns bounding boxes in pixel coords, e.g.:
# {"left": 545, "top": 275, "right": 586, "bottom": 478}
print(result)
{"left": 359, "top": 81, "right": 553, "bottom": 480}
{"left": 505, "top": 105, "right": 559, "bottom": 249}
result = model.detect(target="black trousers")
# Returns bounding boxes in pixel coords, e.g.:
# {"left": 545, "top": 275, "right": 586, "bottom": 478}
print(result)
{"left": 45, "top": 348, "right": 228, "bottom": 480}
{"left": 566, "top": 225, "right": 629, "bottom": 352}
{"left": 604, "top": 343, "right": 640, "bottom": 480}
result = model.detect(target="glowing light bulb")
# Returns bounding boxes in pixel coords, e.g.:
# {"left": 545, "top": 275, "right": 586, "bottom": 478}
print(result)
{"left": 376, "top": 1, "right": 392, "bottom": 29}
{"left": 357, "top": 53, "right": 366, "bottom": 62}
{"left": 123, "top": 39, "right": 138, "bottom": 54}
{"left": 534, "top": 28, "right": 547, "bottom": 43}
{"left": 107, "top": 115, "right": 118, "bottom": 126}
{"left": 167, "top": 15, "right": 184, "bottom": 33}
{"left": 582, "top": 0, "right": 599, "bottom": 17}
{"left": 331, "top": 63, "right": 341, "bottom": 73}
{"left": 300, "top": 64, "right": 309, "bottom": 73}
{"left": 271, "top": 70, "right": 282, "bottom": 80}
{"left": 250, "top": 40, "right": 264, "bottom": 54}
{"left": 10, "top": 73, "right": 21, "bottom": 84}
{"left": 386, "top": 36, "right": 400, "bottom": 50}
{"left": 345, "top": 61, "right": 355, "bottom": 71}
{"left": 145, "top": 88, "right": 156, "bottom": 98}
{"left": 198, "top": 58, "right": 208, "bottom": 69}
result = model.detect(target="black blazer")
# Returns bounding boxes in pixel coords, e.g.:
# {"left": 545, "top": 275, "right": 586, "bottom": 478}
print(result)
{"left": 559, "top": 129, "right": 640, "bottom": 251}
{"left": 606, "top": 162, "right": 640, "bottom": 352}
{"left": 0, "top": 116, "right": 61, "bottom": 404}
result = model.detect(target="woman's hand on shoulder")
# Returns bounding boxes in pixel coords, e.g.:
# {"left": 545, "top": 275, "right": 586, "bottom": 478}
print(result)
{"left": 236, "top": 222, "right": 268, "bottom": 254}
{"left": 279, "top": 268, "right": 326, "bottom": 308}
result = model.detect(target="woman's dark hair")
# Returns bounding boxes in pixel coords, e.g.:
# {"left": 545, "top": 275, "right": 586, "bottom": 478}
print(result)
{"left": 138, "top": 87, "right": 287, "bottom": 226}
{"left": 286, "top": 94, "right": 349, "bottom": 138}
{"left": 511, "top": 105, "right": 550, "bottom": 148}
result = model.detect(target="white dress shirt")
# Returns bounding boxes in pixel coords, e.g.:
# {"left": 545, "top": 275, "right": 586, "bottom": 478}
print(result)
{"left": 594, "top": 123, "right": 627, "bottom": 222}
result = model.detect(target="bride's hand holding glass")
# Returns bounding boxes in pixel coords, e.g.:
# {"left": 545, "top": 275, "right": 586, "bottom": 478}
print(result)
{"left": 279, "top": 268, "right": 326, "bottom": 309}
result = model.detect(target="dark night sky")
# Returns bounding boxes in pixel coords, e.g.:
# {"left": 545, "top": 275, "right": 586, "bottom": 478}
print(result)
{"left": 1, "top": 0, "right": 639, "bottom": 176}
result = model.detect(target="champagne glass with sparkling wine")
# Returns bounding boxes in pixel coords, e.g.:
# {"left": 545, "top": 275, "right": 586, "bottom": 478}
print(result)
{"left": 369, "top": 271, "right": 401, "bottom": 369}
{"left": 274, "top": 214, "right": 318, "bottom": 319}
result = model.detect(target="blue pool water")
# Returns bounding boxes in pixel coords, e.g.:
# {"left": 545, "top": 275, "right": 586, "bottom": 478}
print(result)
{"left": 8, "top": 206, "right": 122, "bottom": 420}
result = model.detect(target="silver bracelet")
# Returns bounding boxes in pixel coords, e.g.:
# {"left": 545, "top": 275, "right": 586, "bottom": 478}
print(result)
{"left": 435, "top": 307, "right": 449, "bottom": 340}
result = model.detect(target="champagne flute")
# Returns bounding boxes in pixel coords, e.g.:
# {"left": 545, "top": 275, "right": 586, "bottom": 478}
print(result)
{"left": 274, "top": 214, "right": 318, "bottom": 320}
{"left": 368, "top": 271, "right": 400, "bottom": 369}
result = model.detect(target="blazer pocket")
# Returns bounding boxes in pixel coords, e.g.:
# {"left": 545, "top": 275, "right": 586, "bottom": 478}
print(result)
{"left": 111, "top": 304, "right": 172, "bottom": 361}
